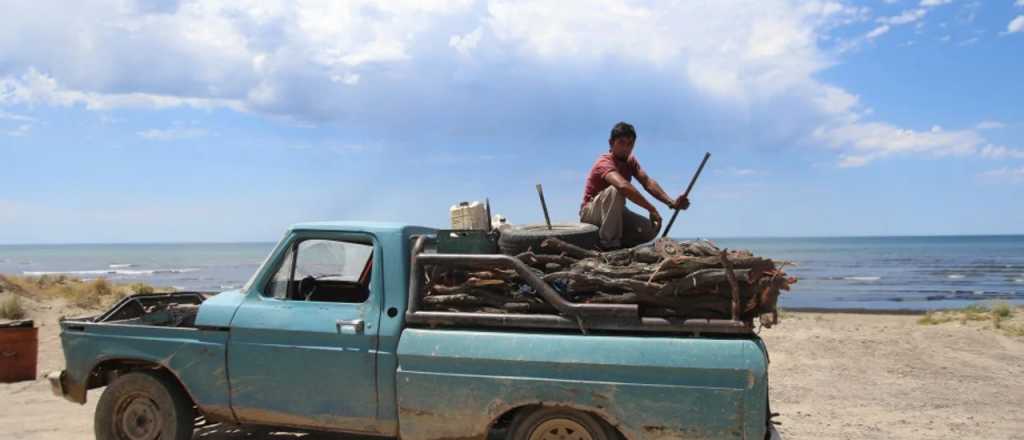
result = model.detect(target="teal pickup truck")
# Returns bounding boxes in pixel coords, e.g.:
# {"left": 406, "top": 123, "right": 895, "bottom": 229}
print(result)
{"left": 49, "top": 222, "right": 780, "bottom": 440}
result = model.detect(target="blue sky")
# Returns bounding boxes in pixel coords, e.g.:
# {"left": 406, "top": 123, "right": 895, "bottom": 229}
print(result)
{"left": 1, "top": 0, "right": 1022, "bottom": 243}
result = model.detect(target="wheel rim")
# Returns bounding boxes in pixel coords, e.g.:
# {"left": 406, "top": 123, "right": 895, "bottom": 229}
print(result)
{"left": 115, "top": 393, "right": 163, "bottom": 440}
{"left": 527, "top": 418, "right": 595, "bottom": 440}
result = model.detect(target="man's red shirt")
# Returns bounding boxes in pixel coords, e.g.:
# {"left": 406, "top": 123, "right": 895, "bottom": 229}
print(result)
{"left": 581, "top": 152, "right": 643, "bottom": 210}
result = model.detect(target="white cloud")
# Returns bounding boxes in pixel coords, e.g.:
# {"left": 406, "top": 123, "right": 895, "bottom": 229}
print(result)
{"left": 979, "top": 145, "right": 1024, "bottom": 159}
{"left": 449, "top": 27, "right": 483, "bottom": 56}
{"left": 867, "top": 25, "right": 892, "bottom": 39}
{"left": 863, "top": 7, "right": 933, "bottom": 40}
{"left": 716, "top": 167, "right": 763, "bottom": 177}
{"left": 137, "top": 127, "right": 208, "bottom": 141}
{"left": 0, "top": 110, "right": 34, "bottom": 122}
{"left": 0, "top": 0, "right": 1015, "bottom": 168}
{"left": 975, "top": 120, "right": 1005, "bottom": 130}
{"left": 330, "top": 73, "right": 360, "bottom": 86}
{"left": 5, "top": 124, "right": 31, "bottom": 137}
{"left": 814, "top": 122, "right": 989, "bottom": 167}
{"left": 919, "top": 0, "right": 951, "bottom": 6}
{"left": 1008, "top": 16, "right": 1024, "bottom": 33}
{"left": 331, "top": 144, "right": 375, "bottom": 154}
{"left": 980, "top": 167, "right": 1024, "bottom": 184}
{"left": 958, "top": 36, "right": 980, "bottom": 46}
{"left": 1017, "top": 0, "right": 1024, "bottom": 7}
{"left": 1, "top": 68, "right": 243, "bottom": 111}
{"left": 880, "top": 8, "right": 928, "bottom": 25}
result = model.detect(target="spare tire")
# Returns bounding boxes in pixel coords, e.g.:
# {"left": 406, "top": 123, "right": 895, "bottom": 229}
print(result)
{"left": 498, "top": 223, "right": 599, "bottom": 255}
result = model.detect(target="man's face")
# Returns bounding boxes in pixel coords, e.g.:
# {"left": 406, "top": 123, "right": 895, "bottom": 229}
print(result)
{"left": 609, "top": 136, "right": 635, "bottom": 160}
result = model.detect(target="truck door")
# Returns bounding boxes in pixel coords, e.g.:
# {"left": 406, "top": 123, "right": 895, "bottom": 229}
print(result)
{"left": 227, "top": 233, "right": 384, "bottom": 433}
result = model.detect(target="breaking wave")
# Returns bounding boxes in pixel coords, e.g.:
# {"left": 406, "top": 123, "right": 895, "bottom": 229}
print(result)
{"left": 23, "top": 268, "right": 200, "bottom": 277}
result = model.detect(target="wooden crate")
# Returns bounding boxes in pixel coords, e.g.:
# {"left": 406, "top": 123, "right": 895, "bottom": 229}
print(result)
{"left": 0, "top": 322, "right": 38, "bottom": 383}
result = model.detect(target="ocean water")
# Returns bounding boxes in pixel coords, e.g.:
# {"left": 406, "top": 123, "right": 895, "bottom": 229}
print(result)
{"left": 1, "top": 236, "right": 1022, "bottom": 310}
{"left": 0, "top": 243, "right": 275, "bottom": 292}
{"left": 713, "top": 235, "right": 1024, "bottom": 310}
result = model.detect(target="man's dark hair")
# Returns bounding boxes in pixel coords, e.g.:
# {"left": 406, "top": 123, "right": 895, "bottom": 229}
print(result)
{"left": 609, "top": 121, "right": 637, "bottom": 142}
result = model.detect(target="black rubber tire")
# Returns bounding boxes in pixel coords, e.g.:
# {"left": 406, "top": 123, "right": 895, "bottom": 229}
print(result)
{"left": 508, "top": 407, "right": 615, "bottom": 440}
{"left": 498, "top": 223, "right": 599, "bottom": 255}
{"left": 95, "top": 371, "right": 195, "bottom": 440}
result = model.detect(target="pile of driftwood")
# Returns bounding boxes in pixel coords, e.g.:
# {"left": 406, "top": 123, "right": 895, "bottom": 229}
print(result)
{"left": 421, "top": 237, "right": 796, "bottom": 326}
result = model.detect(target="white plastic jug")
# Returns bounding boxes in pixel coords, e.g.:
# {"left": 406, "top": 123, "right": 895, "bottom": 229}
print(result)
{"left": 450, "top": 201, "right": 489, "bottom": 230}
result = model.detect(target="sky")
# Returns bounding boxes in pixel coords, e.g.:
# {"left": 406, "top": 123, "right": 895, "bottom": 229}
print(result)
{"left": 1, "top": 0, "right": 1022, "bottom": 244}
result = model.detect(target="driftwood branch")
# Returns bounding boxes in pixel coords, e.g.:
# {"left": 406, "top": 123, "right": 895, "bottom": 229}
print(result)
{"left": 539, "top": 238, "right": 600, "bottom": 259}
{"left": 658, "top": 268, "right": 751, "bottom": 297}
{"left": 720, "top": 250, "right": 741, "bottom": 321}
{"left": 544, "top": 271, "right": 663, "bottom": 295}
{"left": 517, "top": 251, "right": 578, "bottom": 268}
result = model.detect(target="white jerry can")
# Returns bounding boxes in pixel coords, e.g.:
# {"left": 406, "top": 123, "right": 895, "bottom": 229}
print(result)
{"left": 449, "top": 201, "right": 489, "bottom": 230}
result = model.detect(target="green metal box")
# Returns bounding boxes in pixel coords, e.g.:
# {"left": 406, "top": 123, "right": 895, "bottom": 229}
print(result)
{"left": 436, "top": 230, "right": 499, "bottom": 254}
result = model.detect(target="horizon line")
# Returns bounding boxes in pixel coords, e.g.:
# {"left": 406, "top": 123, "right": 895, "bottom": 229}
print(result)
{"left": 1, "top": 232, "right": 1022, "bottom": 246}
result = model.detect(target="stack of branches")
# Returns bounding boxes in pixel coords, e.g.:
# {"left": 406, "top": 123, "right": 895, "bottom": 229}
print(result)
{"left": 421, "top": 237, "right": 797, "bottom": 327}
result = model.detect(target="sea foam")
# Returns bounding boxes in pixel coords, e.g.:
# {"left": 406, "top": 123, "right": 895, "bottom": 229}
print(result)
{"left": 844, "top": 276, "right": 881, "bottom": 281}
{"left": 23, "top": 268, "right": 199, "bottom": 277}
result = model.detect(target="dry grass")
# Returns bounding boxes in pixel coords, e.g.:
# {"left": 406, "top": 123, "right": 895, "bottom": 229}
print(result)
{"left": 1003, "top": 324, "right": 1024, "bottom": 337}
{"left": 0, "top": 294, "right": 27, "bottom": 320}
{"left": 917, "top": 302, "right": 1023, "bottom": 337}
{"left": 0, "top": 274, "right": 163, "bottom": 313}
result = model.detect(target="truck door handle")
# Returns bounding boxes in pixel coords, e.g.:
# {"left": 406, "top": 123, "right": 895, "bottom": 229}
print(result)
{"left": 336, "top": 319, "right": 365, "bottom": 335}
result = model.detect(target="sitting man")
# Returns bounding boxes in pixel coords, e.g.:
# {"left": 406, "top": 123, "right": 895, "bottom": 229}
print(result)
{"left": 580, "top": 121, "right": 690, "bottom": 249}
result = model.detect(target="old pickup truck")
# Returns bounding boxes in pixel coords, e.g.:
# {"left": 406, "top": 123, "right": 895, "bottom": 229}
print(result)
{"left": 49, "top": 221, "right": 780, "bottom": 440}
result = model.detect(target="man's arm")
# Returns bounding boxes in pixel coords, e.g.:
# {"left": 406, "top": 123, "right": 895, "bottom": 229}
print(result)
{"left": 604, "top": 171, "right": 658, "bottom": 213}
{"left": 604, "top": 171, "right": 664, "bottom": 231}
{"left": 634, "top": 167, "right": 674, "bottom": 206}
{"left": 636, "top": 167, "right": 690, "bottom": 210}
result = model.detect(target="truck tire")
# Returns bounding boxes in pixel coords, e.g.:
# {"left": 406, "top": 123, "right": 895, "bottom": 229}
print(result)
{"left": 498, "top": 223, "right": 599, "bottom": 255}
{"left": 95, "top": 371, "right": 195, "bottom": 440}
{"left": 508, "top": 407, "right": 615, "bottom": 440}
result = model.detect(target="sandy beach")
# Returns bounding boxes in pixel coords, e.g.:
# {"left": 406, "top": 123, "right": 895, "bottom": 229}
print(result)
{"left": 2, "top": 295, "right": 1023, "bottom": 440}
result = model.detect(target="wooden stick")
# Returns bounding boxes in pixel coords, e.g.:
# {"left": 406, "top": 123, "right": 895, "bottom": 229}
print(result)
{"left": 662, "top": 152, "right": 711, "bottom": 238}
{"left": 536, "top": 184, "right": 552, "bottom": 230}
{"left": 720, "top": 250, "right": 741, "bottom": 321}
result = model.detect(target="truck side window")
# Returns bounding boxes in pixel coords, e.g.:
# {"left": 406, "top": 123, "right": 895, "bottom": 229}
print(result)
{"left": 262, "top": 239, "right": 373, "bottom": 303}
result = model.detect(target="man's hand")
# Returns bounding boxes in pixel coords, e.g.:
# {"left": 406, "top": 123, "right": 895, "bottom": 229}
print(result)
{"left": 671, "top": 195, "right": 691, "bottom": 210}
{"left": 649, "top": 209, "right": 662, "bottom": 232}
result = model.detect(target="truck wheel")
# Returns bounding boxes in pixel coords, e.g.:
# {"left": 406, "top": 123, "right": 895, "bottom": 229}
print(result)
{"left": 498, "top": 223, "right": 599, "bottom": 255}
{"left": 95, "top": 371, "right": 195, "bottom": 440}
{"left": 508, "top": 407, "right": 614, "bottom": 440}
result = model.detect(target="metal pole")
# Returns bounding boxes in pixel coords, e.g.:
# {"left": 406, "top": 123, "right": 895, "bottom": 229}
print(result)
{"left": 536, "top": 184, "right": 553, "bottom": 230}
{"left": 661, "top": 152, "right": 711, "bottom": 238}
